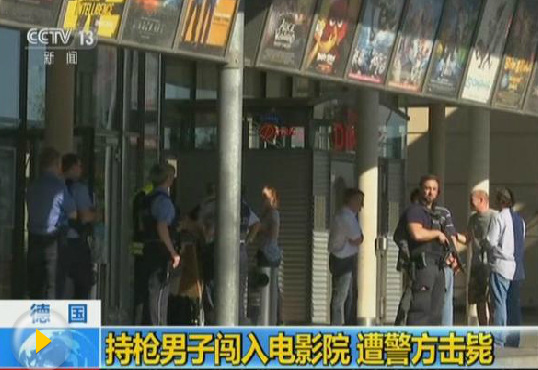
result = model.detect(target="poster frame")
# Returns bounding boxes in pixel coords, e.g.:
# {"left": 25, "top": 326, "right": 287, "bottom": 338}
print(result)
{"left": 384, "top": 0, "right": 446, "bottom": 93}
{"left": 299, "top": 0, "right": 364, "bottom": 79}
{"left": 255, "top": 0, "right": 322, "bottom": 72}
{"left": 457, "top": 0, "right": 517, "bottom": 106}
{"left": 492, "top": 0, "right": 538, "bottom": 110}
{"left": 421, "top": 0, "right": 484, "bottom": 99}
{"left": 56, "top": 0, "right": 130, "bottom": 40}
{"left": 173, "top": 0, "right": 240, "bottom": 58}
{"left": 342, "top": 0, "right": 408, "bottom": 88}
{"left": 522, "top": 56, "right": 538, "bottom": 113}
{"left": 117, "top": 0, "right": 184, "bottom": 49}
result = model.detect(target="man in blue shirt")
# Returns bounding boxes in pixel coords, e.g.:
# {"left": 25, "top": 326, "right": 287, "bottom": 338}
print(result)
{"left": 27, "top": 147, "right": 76, "bottom": 299}
{"left": 142, "top": 163, "right": 181, "bottom": 325}
{"left": 61, "top": 153, "right": 96, "bottom": 299}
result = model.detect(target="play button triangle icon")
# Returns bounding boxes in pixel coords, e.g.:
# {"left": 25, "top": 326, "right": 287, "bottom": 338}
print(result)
{"left": 35, "top": 329, "right": 51, "bottom": 354}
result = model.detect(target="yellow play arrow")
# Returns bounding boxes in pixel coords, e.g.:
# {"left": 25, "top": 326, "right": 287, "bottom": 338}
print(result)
{"left": 35, "top": 329, "right": 51, "bottom": 354}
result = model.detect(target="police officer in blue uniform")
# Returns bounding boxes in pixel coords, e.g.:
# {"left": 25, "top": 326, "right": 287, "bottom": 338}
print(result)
{"left": 61, "top": 153, "right": 96, "bottom": 299}
{"left": 142, "top": 163, "right": 181, "bottom": 325}
{"left": 27, "top": 147, "right": 76, "bottom": 299}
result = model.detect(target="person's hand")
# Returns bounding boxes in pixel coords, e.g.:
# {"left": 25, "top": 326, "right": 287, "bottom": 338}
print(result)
{"left": 445, "top": 253, "right": 460, "bottom": 272}
{"left": 438, "top": 231, "right": 449, "bottom": 245}
{"left": 170, "top": 251, "right": 181, "bottom": 269}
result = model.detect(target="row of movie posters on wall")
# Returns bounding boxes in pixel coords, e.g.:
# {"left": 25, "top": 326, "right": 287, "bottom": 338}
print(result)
{"left": 3, "top": 0, "right": 538, "bottom": 115}
{"left": 0, "top": 0, "right": 238, "bottom": 56}
{"left": 255, "top": 0, "right": 538, "bottom": 115}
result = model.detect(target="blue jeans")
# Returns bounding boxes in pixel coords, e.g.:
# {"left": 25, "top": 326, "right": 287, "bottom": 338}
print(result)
{"left": 490, "top": 272, "right": 511, "bottom": 345}
{"left": 506, "top": 280, "right": 523, "bottom": 347}
{"left": 331, "top": 272, "right": 353, "bottom": 325}
{"left": 442, "top": 267, "right": 454, "bottom": 326}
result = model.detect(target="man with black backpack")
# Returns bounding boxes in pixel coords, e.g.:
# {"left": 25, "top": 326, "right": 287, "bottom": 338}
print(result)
{"left": 61, "top": 153, "right": 96, "bottom": 299}
{"left": 141, "top": 163, "right": 181, "bottom": 326}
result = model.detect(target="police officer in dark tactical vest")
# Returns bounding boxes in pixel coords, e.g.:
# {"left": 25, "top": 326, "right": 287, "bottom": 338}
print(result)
{"left": 61, "top": 153, "right": 96, "bottom": 299}
{"left": 405, "top": 175, "right": 453, "bottom": 325}
{"left": 142, "top": 163, "right": 181, "bottom": 326}
{"left": 27, "top": 147, "right": 76, "bottom": 299}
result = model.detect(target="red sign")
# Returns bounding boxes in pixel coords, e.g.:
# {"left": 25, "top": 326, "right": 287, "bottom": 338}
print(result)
{"left": 259, "top": 124, "right": 296, "bottom": 143}
{"left": 332, "top": 123, "right": 356, "bottom": 152}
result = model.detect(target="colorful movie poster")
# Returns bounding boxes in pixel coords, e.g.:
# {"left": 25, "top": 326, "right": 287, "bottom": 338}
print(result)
{"left": 121, "top": 0, "right": 183, "bottom": 48}
{"left": 0, "top": 0, "right": 63, "bottom": 27}
{"left": 460, "top": 0, "right": 516, "bottom": 104}
{"left": 258, "top": 0, "right": 317, "bottom": 69}
{"left": 387, "top": 0, "right": 444, "bottom": 92}
{"left": 60, "top": 0, "right": 126, "bottom": 39}
{"left": 303, "top": 0, "right": 362, "bottom": 77}
{"left": 493, "top": 0, "right": 538, "bottom": 109}
{"left": 347, "top": 0, "right": 405, "bottom": 84}
{"left": 177, "top": 0, "right": 239, "bottom": 56}
{"left": 424, "top": 0, "right": 482, "bottom": 97}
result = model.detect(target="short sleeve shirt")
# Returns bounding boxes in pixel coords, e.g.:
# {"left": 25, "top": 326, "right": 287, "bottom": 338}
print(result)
{"left": 405, "top": 203, "right": 434, "bottom": 251}
{"left": 328, "top": 207, "right": 363, "bottom": 259}
{"left": 27, "top": 171, "right": 76, "bottom": 235}
{"left": 150, "top": 187, "right": 175, "bottom": 225}
{"left": 67, "top": 182, "right": 94, "bottom": 239}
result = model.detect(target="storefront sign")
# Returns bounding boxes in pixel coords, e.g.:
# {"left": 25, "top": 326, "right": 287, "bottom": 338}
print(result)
{"left": 424, "top": 0, "right": 482, "bottom": 97}
{"left": 59, "top": 0, "right": 126, "bottom": 39}
{"left": 332, "top": 122, "right": 356, "bottom": 152}
{"left": 257, "top": 0, "right": 317, "bottom": 69}
{"left": 461, "top": 0, "right": 516, "bottom": 104}
{"left": 303, "top": 0, "right": 362, "bottom": 77}
{"left": 0, "top": 0, "right": 64, "bottom": 28}
{"left": 387, "top": 0, "right": 444, "bottom": 92}
{"left": 176, "top": 0, "right": 238, "bottom": 56}
{"left": 493, "top": 0, "right": 538, "bottom": 109}
{"left": 259, "top": 124, "right": 296, "bottom": 142}
{"left": 120, "top": 0, "right": 183, "bottom": 48}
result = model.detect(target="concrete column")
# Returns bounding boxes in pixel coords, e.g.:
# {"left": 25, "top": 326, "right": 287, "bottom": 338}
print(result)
{"left": 44, "top": 50, "right": 75, "bottom": 154}
{"left": 428, "top": 104, "right": 446, "bottom": 204}
{"left": 355, "top": 89, "right": 379, "bottom": 325}
{"left": 466, "top": 108, "right": 490, "bottom": 325}
{"left": 215, "top": 6, "right": 244, "bottom": 326}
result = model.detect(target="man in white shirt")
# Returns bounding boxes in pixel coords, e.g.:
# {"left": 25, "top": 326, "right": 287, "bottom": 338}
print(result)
{"left": 328, "top": 189, "right": 364, "bottom": 325}
{"left": 484, "top": 188, "right": 516, "bottom": 346}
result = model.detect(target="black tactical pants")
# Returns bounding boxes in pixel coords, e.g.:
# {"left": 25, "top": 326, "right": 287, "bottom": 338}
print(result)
{"left": 28, "top": 234, "right": 61, "bottom": 299}
{"left": 407, "top": 257, "right": 445, "bottom": 326}
{"left": 143, "top": 244, "right": 171, "bottom": 326}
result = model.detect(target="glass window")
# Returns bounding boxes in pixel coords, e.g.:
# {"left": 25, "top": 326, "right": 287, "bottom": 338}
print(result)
{"left": 76, "top": 46, "right": 118, "bottom": 130}
{"left": 244, "top": 69, "right": 263, "bottom": 99}
{"left": 27, "top": 45, "right": 46, "bottom": 128}
{"left": 0, "top": 28, "right": 20, "bottom": 128}
{"left": 196, "top": 63, "right": 218, "bottom": 100}
{"left": 194, "top": 111, "right": 217, "bottom": 149}
{"left": 165, "top": 57, "right": 192, "bottom": 100}
{"left": 247, "top": 109, "right": 308, "bottom": 150}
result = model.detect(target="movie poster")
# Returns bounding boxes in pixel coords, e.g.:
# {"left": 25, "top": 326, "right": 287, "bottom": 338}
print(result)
{"left": 121, "top": 0, "right": 183, "bottom": 48}
{"left": 493, "top": 0, "right": 538, "bottom": 109}
{"left": 347, "top": 0, "right": 405, "bottom": 84}
{"left": 0, "top": 0, "right": 63, "bottom": 27}
{"left": 460, "top": 0, "right": 516, "bottom": 104}
{"left": 0, "top": 147, "right": 15, "bottom": 228}
{"left": 303, "top": 0, "right": 362, "bottom": 77}
{"left": 386, "top": 0, "right": 444, "bottom": 92}
{"left": 424, "top": 0, "right": 482, "bottom": 97}
{"left": 176, "top": 0, "right": 239, "bottom": 56}
{"left": 258, "top": 0, "right": 317, "bottom": 69}
{"left": 60, "top": 0, "right": 126, "bottom": 39}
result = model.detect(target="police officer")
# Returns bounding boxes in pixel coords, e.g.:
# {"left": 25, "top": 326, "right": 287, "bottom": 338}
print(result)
{"left": 27, "top": 147, "right": 76, "bottom": 299}
{"left": 405, "top": 175, "right": 450, "bottom": 325}
{"left": 61, "top": 153, "right": 96, "bottom": 299}
{"left": 142, "top": 163, "right": 180, "bottom": 326}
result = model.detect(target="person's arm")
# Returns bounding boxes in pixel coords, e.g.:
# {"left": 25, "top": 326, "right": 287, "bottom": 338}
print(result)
{"left": 408, "top": 222, "right": 446, "bottom": 243}
{"left": 346, "top": 214, "right": 363, "bottom": 247}
{"left": 271, "top": 211, "right": 280, "bottom": 242}
{"left": 246, "top": 209, "right": 261, "bottom": 245}
{"left": 75, "top": 184, "right": 96, "bottom": 223}
{"left": 152, "top": 196, "right": 180, "bottom": 267}
{"left": 348, "top": 234, "right": 364, "bottom": 246}
{"left": 481, "top": 214, "right": 502, "bottom": 252}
